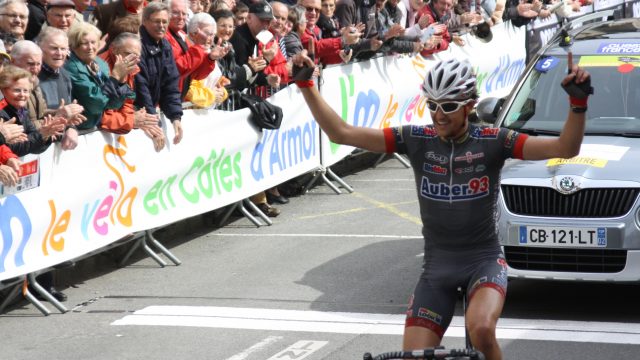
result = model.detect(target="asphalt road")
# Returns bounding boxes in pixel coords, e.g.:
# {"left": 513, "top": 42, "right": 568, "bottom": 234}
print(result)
{"left": 1, "top": 153, "right": 639, "bottom": 360}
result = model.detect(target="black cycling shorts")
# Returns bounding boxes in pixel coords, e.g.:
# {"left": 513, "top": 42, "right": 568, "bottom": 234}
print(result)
{"left": 404, "top": 244, "right": 508, "bottom": 338}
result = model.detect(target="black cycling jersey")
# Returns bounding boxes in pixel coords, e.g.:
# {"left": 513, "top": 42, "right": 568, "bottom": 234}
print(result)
{"left": 384, "top": 123, "right": 528, "bottom": 250}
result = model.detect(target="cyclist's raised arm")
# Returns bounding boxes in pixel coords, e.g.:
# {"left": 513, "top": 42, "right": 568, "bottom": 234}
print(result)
{"left": 522, "top": 61, "right": 591, "bottom": 161}
{"left": 299, "top": 86, "right": 387, "bottom": 153}
{"left": 293, "top": 52, "right": 387, "bottom": 154}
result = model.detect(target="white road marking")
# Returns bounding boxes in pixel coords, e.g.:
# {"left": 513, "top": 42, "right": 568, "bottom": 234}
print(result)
{"left": 265, "top": 340, "right": 328, "bottom": 360}
{"left": 111, "top": 306, "right": 640, "bottom": 345}
{"left": 206, "top": 233, "right": 422, "bottom": 239}
{"left": 225, "top": 336, "right": 283, "bottom": 360}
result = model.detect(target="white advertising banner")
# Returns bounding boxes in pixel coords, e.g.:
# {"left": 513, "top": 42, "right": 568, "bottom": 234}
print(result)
{"left": 0, "top": 87, "right": 320, "bottom": 281}
{"left": 1, "top": 22, "right": 528, "bottom": 281}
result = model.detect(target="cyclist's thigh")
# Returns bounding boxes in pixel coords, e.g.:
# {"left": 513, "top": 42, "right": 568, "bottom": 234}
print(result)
{"left": 466, "top": 252, "right": 508, "bottom": 302}
{"left": 405, "top": 276, "right": 458, "bottom": 341}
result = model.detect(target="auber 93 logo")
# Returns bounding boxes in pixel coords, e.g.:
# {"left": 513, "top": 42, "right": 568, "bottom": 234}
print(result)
{"left": 420, "top": 175, "right": 490, "bottom": 201}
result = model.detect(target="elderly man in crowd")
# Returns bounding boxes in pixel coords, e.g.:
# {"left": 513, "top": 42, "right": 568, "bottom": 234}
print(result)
{"left": 269, "top": 1, "right": 289, "bottom": 58}
{"left": 45, "top": 0, "right": 81, "bottom": 33}
{"left": 184, "top": 12, "right": 230, "bottom": 108}
{"left": 0, "top": 0, "right": 29, "bottom": 40}
{"left": 11, "top": 39, "right": 80, "bottom": 149}
{"left": 166, "top": 0, "right": 217, "bottom": 99}
{"left": 36, "top": 28, "right": 87, "bottom": 136}
{"left": 9, "top": 41, "right": 69, "bottom": 152}
{"left": 136, "top": 1, "right": 184, "bottom": 145}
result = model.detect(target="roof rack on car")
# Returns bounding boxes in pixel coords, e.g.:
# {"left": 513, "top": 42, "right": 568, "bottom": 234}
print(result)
{"left": 552, "top": 9, "right": 616, "bottom": 48}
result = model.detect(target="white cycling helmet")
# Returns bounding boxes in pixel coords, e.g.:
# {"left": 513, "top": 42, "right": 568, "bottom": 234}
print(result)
{"left": 421, "top": 59, "right": 477, "bottom": 101}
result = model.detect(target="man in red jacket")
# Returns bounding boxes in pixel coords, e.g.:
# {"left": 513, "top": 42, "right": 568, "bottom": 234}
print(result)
{"left": 166, "top": 0, "right": 216, "bottom": 98}
{"left": 298, "top": 0, "right": 360, "bottom": 65}
{"left": 415, "top": 0, "right": 452, "bottom": 57}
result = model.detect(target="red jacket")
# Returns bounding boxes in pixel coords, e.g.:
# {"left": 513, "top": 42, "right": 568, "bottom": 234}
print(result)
{"left": 259, "top": 36, "right": 289, "bottom": 83}
{"left": 253, "top": 35, "right": 291, "bottom": 98}
{"left": 98, "top": 50, "right": 138, "bottom": 134}
{"left": 300, "top": 26, "right": 343, "bottom": 65}
{"left": 165, "top": 29, "right": 216, "bottom": 96}
{"left": 415, "top": 5, "right": 451, "bottom": 58}
{"left": 0, "top": 144, "right": 17, "bottom": 164}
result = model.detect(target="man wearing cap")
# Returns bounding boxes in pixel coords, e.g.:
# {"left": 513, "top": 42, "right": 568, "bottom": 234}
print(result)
{"left": 46, "top": 0, "right": 81, "bottom": 33}
{"left": 229, "top": 0, "right": 281, "bottom": 90}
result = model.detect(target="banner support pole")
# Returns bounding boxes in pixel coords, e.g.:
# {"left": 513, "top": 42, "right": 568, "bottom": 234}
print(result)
{"left": 26, "top": 273, "right": 67, "bottom": 314}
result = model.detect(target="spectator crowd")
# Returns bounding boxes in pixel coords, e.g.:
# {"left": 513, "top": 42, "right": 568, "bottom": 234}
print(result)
{"left": 0, "top": 0, "right": 590, "bottom": 300}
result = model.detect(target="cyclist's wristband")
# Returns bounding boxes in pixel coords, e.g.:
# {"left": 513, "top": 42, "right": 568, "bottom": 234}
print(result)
{"left": 295, "top": 80, "right": 315, "bottom": 88}
{"left": 569, "top": 96, "right": 588, "bottom": 108}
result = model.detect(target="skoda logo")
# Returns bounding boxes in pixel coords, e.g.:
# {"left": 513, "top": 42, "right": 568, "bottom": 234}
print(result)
{"left": 558, "top": 176, "right": 577, "bottom": 194}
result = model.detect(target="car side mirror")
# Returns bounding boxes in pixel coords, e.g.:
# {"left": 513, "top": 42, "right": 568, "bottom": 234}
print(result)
{"left": 476, "top": 97, "right": 504, "bottom": 124}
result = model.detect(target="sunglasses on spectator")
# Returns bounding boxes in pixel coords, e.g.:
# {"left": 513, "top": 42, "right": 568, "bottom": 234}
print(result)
{"left": 426, "top": 99, "right": 471, "bottom": 114}
{"left": 305, "top": 6, "right": 321, "bottom": 13}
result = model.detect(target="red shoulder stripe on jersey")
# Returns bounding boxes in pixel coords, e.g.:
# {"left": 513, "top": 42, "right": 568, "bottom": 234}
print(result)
{"left": 383, "top": 127, "right": 396, "bottom": 153}
{"left": 513, "top": 133, "right": 529, "bottom": 159}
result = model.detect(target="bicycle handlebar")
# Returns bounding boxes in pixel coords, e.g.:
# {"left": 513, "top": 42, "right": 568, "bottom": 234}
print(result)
{"left": 363, "top": 347, "right": 485, "bottom": 360}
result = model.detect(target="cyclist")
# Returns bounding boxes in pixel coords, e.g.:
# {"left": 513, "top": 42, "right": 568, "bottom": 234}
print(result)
{"left": 292, "top": 55, "right": 591, "bottom": 360}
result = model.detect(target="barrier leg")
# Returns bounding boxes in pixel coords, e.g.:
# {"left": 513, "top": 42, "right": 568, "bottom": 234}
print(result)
{"left": 22, "top": 279, "right": 50, "bottom": 316}
{"left": 242, "top": 199, "right": 272, "bottom": 226}
{"left": 119, "top": 234, "right": 144, "bottom": 267}
{"left": 119, "top": 234, "right": 168, "bottom": 268}
{"left": 146, "top": 230, "right": 182, "bottom": 266}
{"left": 372, "top": 153, "right": 387, "bottom": 168}
{"left": 326, "top": 168, "right": 354, "bottom": 193}
{"left": 26, "top": 274, "right": 67, "bottom": 314}
{"left": 392, "top": 153, "right": 411, "bottom": 168}
{"left": 303, "top": 170, "right": 321, "bottom": 194}
{"left": 303, "top": 167, "right": 342, "bottom": 195}
{"left": 215, "top": 202, "right": 239, "bottom": 227}
{"left": 141, "top": 238, "right": 168, "bottom": 268}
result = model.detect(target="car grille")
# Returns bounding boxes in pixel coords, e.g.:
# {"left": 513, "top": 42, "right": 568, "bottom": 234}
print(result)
{"left": 504, "top": 246, "right": 627, "bottom": 273}
{"left": 501, "top": 185, "right": 640, "bottom": 217}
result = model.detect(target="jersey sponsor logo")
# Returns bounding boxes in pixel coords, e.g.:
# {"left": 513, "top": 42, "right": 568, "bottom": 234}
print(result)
{"left": 454, "top": 151, "right": 485, "bottom": 164}
{"left": 470, "top": 127, "right": 500, "bottom": 139}
{"left": 475, "top": 164, "right": 486, "bottom": 173}
{"left": 420, "top": 175, "right": 490, "bottom": 201}
{"left": 418, "top": 307, "right": 443, "bottom": 325}
{"left": 425, "top": 151, "right": 448, "bottom": 164}
{"left": 424, "top": 163, "right": 448, "bottom": 175}
{"left": 454, "top": 166, "right": 473, "bottom": 174}
{"left": 504, "top": 130, "right": 519, "bottom": 149}
{"left": 411, "top": 125, "right": 438, "bottom": 138}
{"left": 470, "top": 276, "right": 488, "bottom": 290}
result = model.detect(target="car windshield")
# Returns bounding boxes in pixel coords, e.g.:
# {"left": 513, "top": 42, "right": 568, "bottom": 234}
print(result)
{"left": 501, "top": 54, "right": 640, "bottom": 135}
